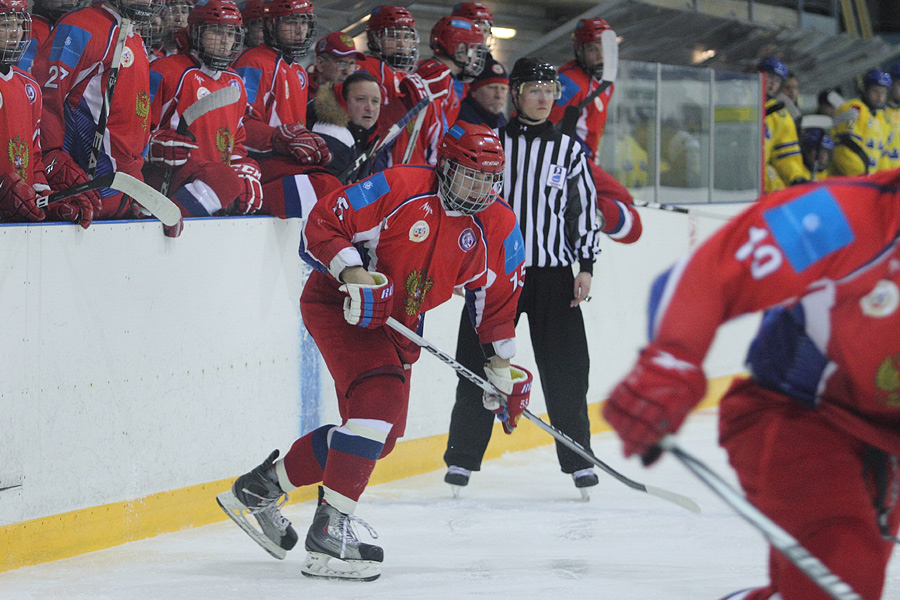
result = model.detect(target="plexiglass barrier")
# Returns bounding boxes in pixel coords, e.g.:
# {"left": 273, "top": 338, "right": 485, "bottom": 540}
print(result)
{"left": 596, "top": 60, "right": 762, "bottom": 205}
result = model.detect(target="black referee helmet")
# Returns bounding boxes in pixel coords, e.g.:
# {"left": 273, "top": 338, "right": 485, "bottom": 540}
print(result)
{"left": 509, "top": 57, "right": 557, "bottom": 93}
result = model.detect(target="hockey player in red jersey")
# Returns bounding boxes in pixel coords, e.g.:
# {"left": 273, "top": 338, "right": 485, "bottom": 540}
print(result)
{"left": 16, "top": 0, "right": 88, "bottom": 71}
{"left": 146, "top": 0, "right": 262, "bottom": 223}
{"left": 389, "top": 15, "right": 486, "bottom": 166}
{"left": 603, "top": 170, "right": 900, "bottom": 600}
{"left": 217, "top": 122, "right": 529, "bottom": 581}
{"left": 356, "top": 5, "right": 416, "bottom": 107}
{"left": 34, "top": 0, "right": 158, "bottom": 220}
{"left": 549, "top": 17, "right": 615, "bottom": 160}
{"left": 0, "top": 0, "right": 96, "bottom": 226}
{"left": 232, "top": 0, "right": 339, "bottom": 219}
{"left": 450, "top": 2, "right": 493, "bottom": 50}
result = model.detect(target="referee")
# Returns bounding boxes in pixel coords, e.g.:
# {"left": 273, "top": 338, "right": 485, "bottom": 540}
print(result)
{"left": 443, "top": 57, "right": 603, "bottom": 496}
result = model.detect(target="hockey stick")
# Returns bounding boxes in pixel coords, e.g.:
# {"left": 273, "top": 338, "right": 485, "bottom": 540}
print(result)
{"left": 159, "top": 86, "right": 242, "bottom": 196}
{"left": 558, "top": 28, "right": 618, "bottom": 138}
{"left": 37, "top": 172, "right": 182, "bottom": 226}
{"left": 339, "top": 95, "right": 431, "bottom": 183}
{"left": 632, "top": 200, "right": 731, "bottom": 221}
{"left": 658, "top": 436, "right": 862, "bottom": 600}
{"left": 384, "top": 316, "right": 701, "bottom": 513}
{"left": 88, "top": 17, "right": 131, "bottom": 178}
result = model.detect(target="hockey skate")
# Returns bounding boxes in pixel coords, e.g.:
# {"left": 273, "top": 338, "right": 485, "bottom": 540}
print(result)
{"left": 301, "top": 486, "right": 383, "bottom": 581}
{"left": 572, "top": 468, "right": 599, "bottom": 501}
{"left": 444, "top": 466, "right": 471, "bottom": 499}
{"left": 216, "top": 450, "right": 298, "bottom": 560}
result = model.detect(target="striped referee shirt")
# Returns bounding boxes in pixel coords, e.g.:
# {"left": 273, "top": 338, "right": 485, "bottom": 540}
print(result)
{"left": 500, "top": 118, "right": 601, "bottom": 273}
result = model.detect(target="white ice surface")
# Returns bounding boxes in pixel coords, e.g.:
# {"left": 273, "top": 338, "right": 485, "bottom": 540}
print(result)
{"left": 3, "top": 410, "right": 899, "bottom": 600}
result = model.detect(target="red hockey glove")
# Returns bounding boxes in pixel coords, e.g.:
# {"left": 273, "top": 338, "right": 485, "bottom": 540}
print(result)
{"left": 229, "top": 158, "right": 263, "bottom": 215}
{"left": 339, "top": 272, "right": 394, "bottom": 328}
{"left": 148, "top": 128, "right": 198, "bottom": 167}
{"left": 163, "top": 216, "right": 184, "bottom": 238}
{"left": 0, "top": 172, "right": 44, "bottom": 222}
{"left": 43, "top": 149, "right": 101, "bottom": 228}
{"left": 602, "top": 344, "right": 707, "bottom": 463}
{"left": 271, "top": 124, "right": 333, "bottom": 166}
{"left": 483, "top": 364, "right": 533, "bottom": 434}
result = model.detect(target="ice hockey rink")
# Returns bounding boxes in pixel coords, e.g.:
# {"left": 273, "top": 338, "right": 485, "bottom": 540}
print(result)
{"left": 2, "top": 409, "right": 899, "bottom": 600}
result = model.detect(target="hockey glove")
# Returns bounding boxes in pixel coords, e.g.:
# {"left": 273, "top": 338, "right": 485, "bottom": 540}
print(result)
{"left": 271, "top": 124, "right": 333, "bottom": 166}
{"left": 339, "top": 272, "right": 394, "bottom": 328}
{"left": 602, "top": 344, "right": 707, "bottom": 464}
{"left": 43, "top": 149, "right": 101, "bottom": 228}
{"left": 483, "top": 364, "right": 533, "bottom": 434}
{"left": 229, "top": 158, "right": 263, "bottom": 215}
{"left": 0, "top": 172, "right": 44, "bottom": 223}
{"left": 148, "top": 129, "right": 198, "bottom": 167}
{"left": 402, "top": 63, "right": 450, "bottom": 103}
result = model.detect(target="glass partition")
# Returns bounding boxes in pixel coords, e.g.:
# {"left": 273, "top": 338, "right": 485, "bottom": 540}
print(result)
{"left": 597, "top": 60, "right": 762, "bottom": 205}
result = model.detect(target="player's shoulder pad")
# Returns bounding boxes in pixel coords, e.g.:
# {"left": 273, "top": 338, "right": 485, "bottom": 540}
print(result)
{"left": 761, "top": 185, "right": 855, "bottom": 273}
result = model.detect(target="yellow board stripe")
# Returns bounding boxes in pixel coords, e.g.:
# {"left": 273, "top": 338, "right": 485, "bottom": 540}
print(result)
{"left": 0, "top": 374, "right": 739, "bottom": 573}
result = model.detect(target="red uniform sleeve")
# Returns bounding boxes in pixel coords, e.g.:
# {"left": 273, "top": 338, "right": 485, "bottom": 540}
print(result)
{"left": 588, "top": 161, "right": 641, "bottom": 244}
{"left": 647, "top": 171, "right": 900, "bottom": 366}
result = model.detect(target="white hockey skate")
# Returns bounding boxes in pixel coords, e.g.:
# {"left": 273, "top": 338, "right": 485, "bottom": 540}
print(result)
{"left": 301, "top": 486, "right": 383, "bottom": 582}
{"left": 217, "top": 450, "right": 298, "bottom": 560}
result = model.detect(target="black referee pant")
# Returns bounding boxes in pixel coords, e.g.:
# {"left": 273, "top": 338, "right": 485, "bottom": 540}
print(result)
{"left": 443, "top": 266, "right": 594, "bottom": 474}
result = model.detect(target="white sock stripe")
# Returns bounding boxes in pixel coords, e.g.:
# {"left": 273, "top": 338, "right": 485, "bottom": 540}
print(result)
{"left": 322, "top": 485, "right": 357, "bottom": 514}
{"left": 273, "top": 458, "right": 297, "bottom": 492}
{"left": 342, "top": 419, "right": 391, "bottom": 443}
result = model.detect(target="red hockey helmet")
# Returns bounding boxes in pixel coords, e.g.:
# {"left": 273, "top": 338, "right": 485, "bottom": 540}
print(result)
{"left": 437, "top": 122, "right": 505, "bottom": 215}
{"left": 365, "top": 5, "right": 419, "bottom": 73}
{"left": 263, "top": 0, "right": 316, "bottom": 60}
{"left": 430, "top": 16, "right": 485, "bottom": 80}
{"left": 0, "top": 0, "right": 30, "bottom": 66}
{"left": 240, "top": 0, "right": 263, "bottom": 22}
{"left": 451, "top": 2, "right": 492, "bottom": 26}
{"left": 188, "top": 0, "right": 244, "bottom": 71}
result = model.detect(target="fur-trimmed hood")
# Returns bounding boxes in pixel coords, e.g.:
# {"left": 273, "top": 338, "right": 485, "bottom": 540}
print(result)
{"left": 313, "top": 82, "right": 350, "bottom": 129}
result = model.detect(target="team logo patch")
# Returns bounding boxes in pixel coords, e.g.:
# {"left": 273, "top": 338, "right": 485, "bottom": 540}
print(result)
{"left": 121, "top": 46, "right": 134, "bottom": 68}
{"left": 547, "top": 165, "right": 567, "bottom": 190}
{"left": 216, "top": 126, "right": 235, "bottom": 164}
{"left": 861, "top": 280, "right": 900, "bottom": 318}
{"left": 458, "top": 228, "right": 476, "bottom": 251}
{"left": 340, "top": 32, "right": 353, "bottom": 46}
{"left": 404, "top": 269, "right": 434, "bottom": 316}
{"left": 8, "top": 135, "right": 29, "bottom": 180}
{"left": 197, "top": 86, "right": 210, "bottom": 99}
{"left": 136, "top": 90, "right": 150, "bottom": 131}
{"left": 228, "top": 79, "right": 240, "bottom": 89}
{"left": 296, "top": 70, "right": 306, "bottom": 88}
{"left": 409, "top": 220, "right": 429, "bottom": 242}
{"left": 24, "top": 83, "right": 36, "bottom": 104}
{"left": 492, "top": 63, "right": 503, "bottom": 75}
{"left": 875, "top": 353, "right": 900, "bottom": 407}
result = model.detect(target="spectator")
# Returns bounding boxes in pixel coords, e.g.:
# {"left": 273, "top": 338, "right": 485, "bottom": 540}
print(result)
{"left": 443, "top": 58, "right": 603, "bottom": 497}
{"left": 549, "top": 17, "right": 616, "bottom": 160}
{"left": 146, "top": 0, "right": 261, "bottom": 228}
{"left": 307, "top": 31, "right": 363, "bottom": 124}
{"left": 234, "top": 0, "right": 339, "bottom": 219}
{"left": 311, "top": 71, "right": 383, "bottom": 181}
{"left": 0, "top": 0, "right": 97, "bottom": 226}
{"left": 456, "top": 54, "right": 508, "bottom": 130}
{"left": 831, "top": 68, "right": 891, "bottom": 177}
{"left": 33, "top": 0, "right": 156, "bottom": 221}
{"left": 757, "top": 57, "right": 808, "bottom": 192}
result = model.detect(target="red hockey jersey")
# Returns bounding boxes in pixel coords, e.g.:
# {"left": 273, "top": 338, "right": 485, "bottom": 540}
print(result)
{"left": 150, "top": 53, "right": 249, "bottom": 165}
{"left": 233, "top": 45, "right": 309, "bottom": 154}
{"left": 549, "top": 60, "right": 614, "bottom": 160}
{"left": 648, "top": 169, "right": 900, "bottom": 445}
{"left": 0, "top": 66, "right": 50, "bottom": 189}
{"left": 34, "top": 5, "right": 150, "bottom": 183}
{"left": 300, "top": 164, "right": 525, "bottom": 362}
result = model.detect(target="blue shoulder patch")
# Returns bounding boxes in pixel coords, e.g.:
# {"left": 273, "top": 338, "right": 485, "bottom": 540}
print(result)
{"left": 345, "top": 172, "right": 390, "bottom": 211}
{"left": 148, "top": 69, "right": 163, "bottom": 104}
{"left": 557, "top": 73, "right": 578, "bottom": 107}
{"left": 49, "top": 24, "right": 91, "bottom": 70}
{"left": 763, "top": 187, "right": 854, "bottom": 273}
{"left": 502, "top": 225, "right": 525, "bottom": 275}
{"left": 16, "top": 38, "right": 38, "bottom": 72}
{"left": 236, "top": 66, "right": 262, "bottom": 104}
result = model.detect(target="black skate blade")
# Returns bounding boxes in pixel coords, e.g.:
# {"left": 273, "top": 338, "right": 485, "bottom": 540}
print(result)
{"left": 216, "top": 491, "right": 287, "bottom": 560}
